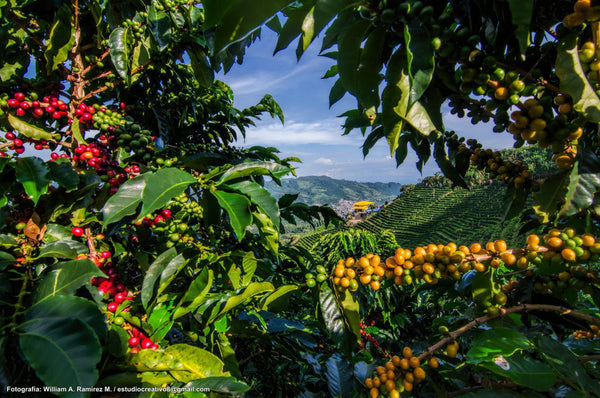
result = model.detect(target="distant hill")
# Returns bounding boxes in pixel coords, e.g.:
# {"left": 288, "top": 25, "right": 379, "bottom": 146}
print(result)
{"left": 264, "top": 176, "right": 402, "bottom": 206}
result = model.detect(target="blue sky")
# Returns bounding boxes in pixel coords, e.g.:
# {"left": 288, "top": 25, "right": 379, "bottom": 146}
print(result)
{"left": 218, "top": 29, "right": 511, "bottom": 183}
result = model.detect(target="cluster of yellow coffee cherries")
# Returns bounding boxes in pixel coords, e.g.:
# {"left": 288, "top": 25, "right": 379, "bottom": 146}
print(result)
{"left": 573, "top": 325, "right": 600, "bottom": 340}
{"left": 564, "top": 0, "right": 600, "bottom": 28}
{"left": 327, "top": 229, "right": 599, "bottom": 297}
{"left": 364, "top": 347, "right": 440, "bottom": 398}
{"left": 468, "top": 145, "right": 534, "bottom": 190}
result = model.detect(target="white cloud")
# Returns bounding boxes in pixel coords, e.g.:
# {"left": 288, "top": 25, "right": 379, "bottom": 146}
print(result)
{"left": 239, "top": 118, "right": 363, "bottom": 146}
{"left": 315, "top": 157, "right": 334, "bottom": 165}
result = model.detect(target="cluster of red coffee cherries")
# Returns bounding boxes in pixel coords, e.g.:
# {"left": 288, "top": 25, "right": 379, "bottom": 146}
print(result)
{"left": 359, "top": 320, "right": 390, "bottom": 358}
{"left": 5, "top": 92, "right": 68, "bottom": 120}
{"left": 137, "top": 208, "right": 172, "bottom": 228}
{"left": 128, "top": 328, "right": 158, "bottom": 354}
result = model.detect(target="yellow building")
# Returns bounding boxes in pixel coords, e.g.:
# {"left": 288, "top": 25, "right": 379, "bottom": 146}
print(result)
{"left": 353, "top": 201, "right": 374, "bottom": 212}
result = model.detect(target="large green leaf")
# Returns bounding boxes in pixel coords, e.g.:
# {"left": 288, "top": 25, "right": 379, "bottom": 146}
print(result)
{"left": 300, "top": 0, "right": 352, "bottom": 53}
{"left": 147, "top": 5, "right": 171, "bottom": 52}
{"left": 8, "top": 114, "right": 56, "bottom": 141}
{"left": 24, "top": 295, "right": 107, "bottom": 342}
{"left": 33, "top": 239, "right": 87, "bottom": 260}
{"left": 174, "top": 267, "right": 214, "bottom": 319}
{"left": 467, "top": 327, "right": 530, "bottom": 363}
{"left": 109, "top": 27, "right": 130, "bottom": 83}
{"left": 34, "top": 260, "right": 104, "bottom": 304}
{"left": 382, "top": 48, "right": 410, "bottom": 155}
{"left": 15, "top": 157, "right": 50, "bottom": 205}
{"left": 44, "top": 5, "right": 74, "bottom": 74}
{"left": 471, "top": 268, "right": 499, "bottom": 307}
{"left": 434, "top": 138, "right": 467, "bottom": 188}
{"left": 480, "top": 355, "right": 556, "bottom": 392}
{"left": 139, "top": 168, "right": 196, "bottom": 219}
{"left": 260, "top": 284, "right": 298, "bottom": 312}
{"left": 0, "top": 251, "right": 15, "bottom": 270}
{"left": 122, "top": 344, "right": 227, "bottom": 382}
{"left": 325, "top": 354, "right": 355, "bottom": 398}
{"left": 188, "top": 47, "right": 214, "bottom": 88}
{"left": 274, "top": 1, "right": 316, "bottom": 54}
{"left": 206, "top": 0, "right": 295, "bottom": 53}
{"left": 226, "top": 180, "right": 280, "bottom": 229}
{"left": 556, "top": 34, "right": 600, "bottom": 123}
{"left": 340, "top": 289, "right": 361, "bottom": 343}
{"left": 141, "top": 248, "right": 178, "bottom": 310}
{"left": 19, "top": 318, "right": 102, "bottom": 395}
{"left": 207, "top": 282, "right": 274, "bottom": 323}
{"left": 319, "top": 284, "right": 345, "bottom": 345}
{"left": 218, "top": 160, "right": 292, "bottom": 183}
{"left": 404, "top": 19, "right": 434, "bottom": 104}
{"left": 102, "top": 173, "right": 149, "bottom": 227}
{"left": 210, "top": 190, "right": 252, "bottom": 241}
{"left": 337, "top": 19, "right": 370, "bottom": 100}
{"left": 535, "top": 335, "right": 600, "bottom": 393}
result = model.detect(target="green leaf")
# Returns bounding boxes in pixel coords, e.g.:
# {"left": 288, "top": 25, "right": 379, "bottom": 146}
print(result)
{"left": 210, "top": 190, "right": 252, "bottom": 241}
{"left": 141, "top": 248, "right": 177, "bottom": 310}
{"left": 561, "top": 153, "right": 600, "bottom": 216}
{"left": 70, "top": 118, "right": 86, "bottom": 145}
{"left": 122, "top": 344, "right": 227, "bottom": 381}
{"left": 556, "top": 34, "right": 600, "bottom": 123}
{"left": 226, "top": 180, "right": 280, "bottom": 229}
{"left": 340, "top": 289, "right": 361, "bottom": 343}
{"left": 533, "top": 171, "right": 569, "bottom": 223}
{"left": 0, "top": 251, "right": 15, "bottom": 271}
{"left": 434, "top": 138, "right": 467, "bottom": 188}
{"left": 187, "top": 377, "right": 250, "bottom": 394}
{"left": 382, "top": 48, "right": 410, "bottom": 155}
{"left": 301, "top": 0, "right": 352, "bottom": 54}
{"left": 403, "top": 101, "right": 437, "bottom": 136}
{"left": 102, "top": 173, "right": 149, "bottom": 227}
{"left": 219, "top": 160, "right": 292, "bottom": 183}
{"left": 261, "top": 285, "right": 298, "bottom": 312}
{"left": 24, "top": 295, "right": 107, "bottom": 343}
{"left": 139, "top": 168, "right": 196, "bottom": 219}
{"left": 404, "top": 19, "right": 434, "bottom": 104}
{"left": 217, "top": 332, "right": 241, "bottom": 378}
{"left": 206, "top": 0, "right": 295, "bottom": 53}
{"left": 337, "top": 19, "right": 370, "bottom": 100}
{"left": 274, "top": 1, "right": 316, "bottom": 54}
{"left": 207, "top": 282, "right": 274, "bottom": 323}
{"left": 329, "top": 78, "right": 347, "bottom": 107}
{"left": 44, "top": 5, "right": 74, "bottom": 74}
{"left": 8, "top": 114, "right": 56, "bottom": 141}
{"left": 467, "top": 327, "right": 531, "bottom": 363}
{"left": 325, "top": 354, "right": 355, "bottom": 398}
{"left": 33, "top": 239, "right": 87, "bottom": 260}
{"left": 109, "top": 27, "right": 130, "bottom": 83}
{"left": 48, "top": 159, "right": 79, "bottom": 191}
{"left": 15, "top": 157, "right": 50, "bottom": 205}
{"left": 19, "top": 318, "right": 102, "bottom": 395}
{"left": 188, "top": 47, "right": 214, "bottom": 88}
{"left": 480, "top": 355, "right": 556, "bottom": 392}
{"left": 507, "top": 0, "right": 533, "bottom": 55}
{"left": 174, "top": 267, "right": 214, "bottom": 319}
{"left": 34, "top": 260, "right": 104, "bottom": 304}
{"left": 148, "top": 5, "right": 171, "bottom": 52}
{"left": 319, "top": 284, "right": 345, "bottom": 344}
{"left": 536, "top": 335, "right": 600, "bottom": 393}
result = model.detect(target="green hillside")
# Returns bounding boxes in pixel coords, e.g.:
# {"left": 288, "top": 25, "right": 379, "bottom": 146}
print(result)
{"left": 296, "top": 182, "right": 525, "bottom": 250}
{"left": 265, "top": 175, "right": 402, "bottom": 205}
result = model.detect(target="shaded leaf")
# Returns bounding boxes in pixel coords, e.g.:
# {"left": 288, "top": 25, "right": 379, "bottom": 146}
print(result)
{"left": 44, "top": 5, "right": 74, "bottom": 74}
{"left": 15, "top": 157, "right": 50, "bottom": 205}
